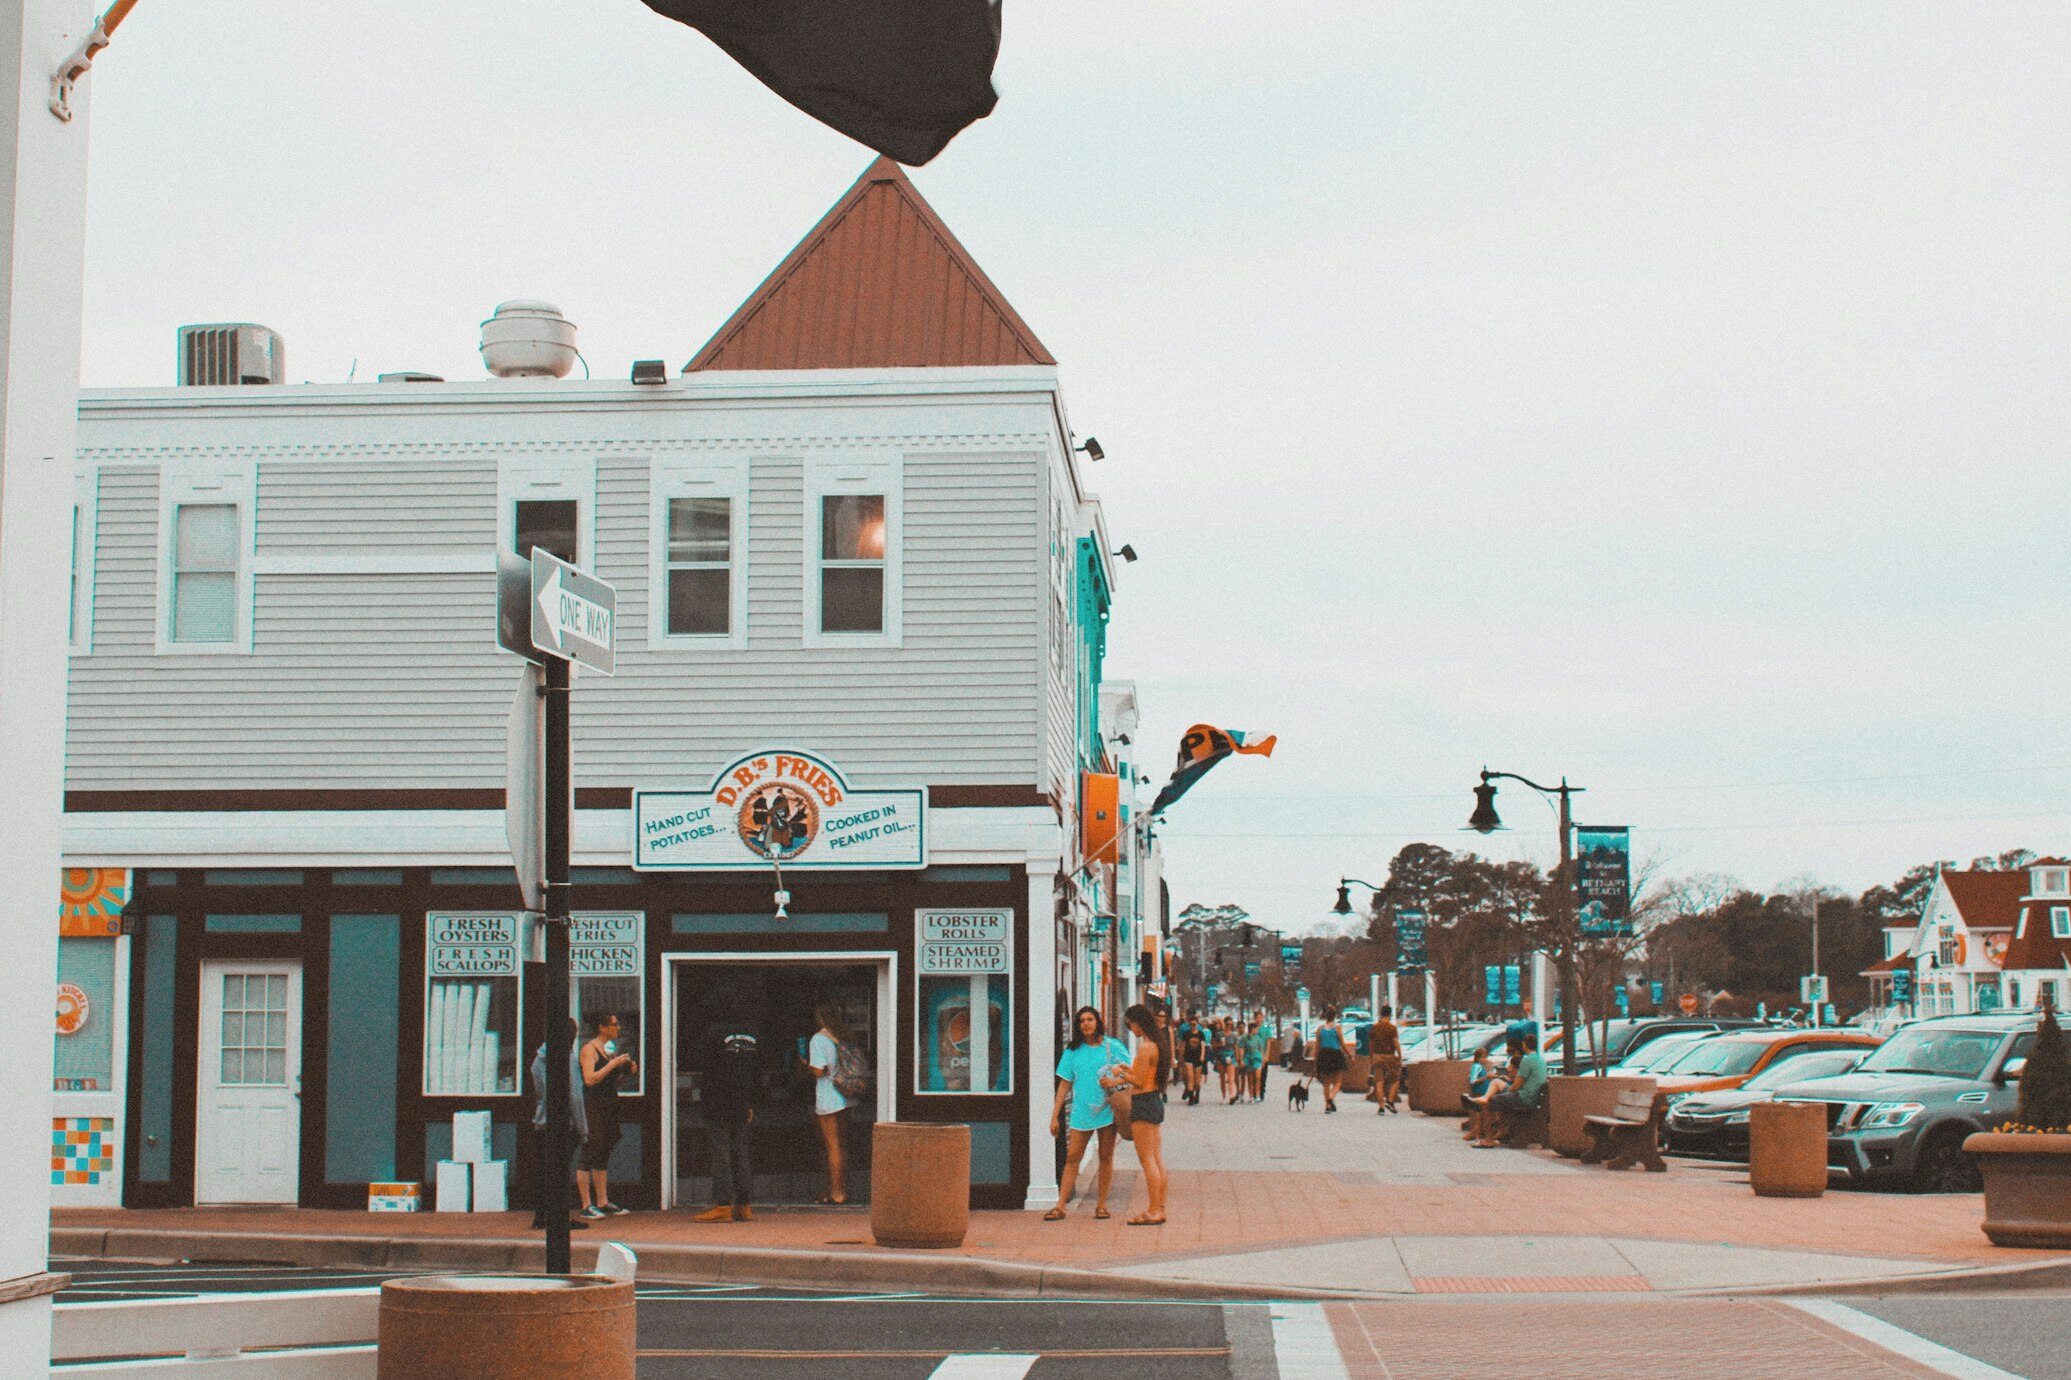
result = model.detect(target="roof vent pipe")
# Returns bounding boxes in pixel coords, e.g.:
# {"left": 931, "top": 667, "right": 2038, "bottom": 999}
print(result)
{"left": 480, "top": 300, "right": 578, "bottom": 379}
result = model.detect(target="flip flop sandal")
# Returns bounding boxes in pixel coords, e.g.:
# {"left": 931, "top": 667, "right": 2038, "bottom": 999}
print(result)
{"left": 1043, "top": 1208, "right": 1068, "bottom": 1221}
{"left": 1126, "top": 1215, "right": 1166, "bottom": 1226}
{"left": 1094, "top": 1208, "right": 1111, "bottom": 1220}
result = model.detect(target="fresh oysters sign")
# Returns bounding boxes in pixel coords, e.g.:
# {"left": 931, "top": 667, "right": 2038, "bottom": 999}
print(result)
{"left": 634, "top": 750, "right": 925, "bottom": 871}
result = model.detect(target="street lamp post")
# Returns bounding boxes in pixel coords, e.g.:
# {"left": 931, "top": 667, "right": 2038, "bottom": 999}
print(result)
{"left": 1467, "top": 767, "right": 1583, "bottom": 1073}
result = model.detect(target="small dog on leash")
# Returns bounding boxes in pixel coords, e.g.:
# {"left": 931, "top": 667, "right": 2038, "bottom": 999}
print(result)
{"left": 1287, "top": 1079, "right": 1311, "bottom": 1111}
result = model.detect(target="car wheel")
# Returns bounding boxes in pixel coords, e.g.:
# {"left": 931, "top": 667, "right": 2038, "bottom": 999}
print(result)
{"left": 1911, "top": 1124, "right": 1981, "bottom": 1194}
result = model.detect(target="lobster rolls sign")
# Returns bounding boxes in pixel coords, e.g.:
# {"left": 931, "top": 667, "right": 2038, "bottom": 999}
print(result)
{"left": 635, "top": 750, "right": 925, "bottom": 871}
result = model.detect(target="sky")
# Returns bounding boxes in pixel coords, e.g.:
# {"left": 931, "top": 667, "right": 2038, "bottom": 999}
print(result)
{"left": 78, "top": 3, "right": 2070, "bottom": 933}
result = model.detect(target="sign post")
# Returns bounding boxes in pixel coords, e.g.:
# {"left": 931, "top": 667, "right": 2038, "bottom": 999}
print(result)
{"left": 498, "top": 549, "right": 615, "bottom": 1276}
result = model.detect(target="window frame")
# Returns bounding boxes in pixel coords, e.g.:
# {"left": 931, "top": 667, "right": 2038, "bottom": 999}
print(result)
{"left": 422, "top": 911, "right": 525, "bottom": 1099}
{"left": 2052, "top": 905, "right": 2070, "bottom": 939}
{"left": 498, "top": 455, "right": 597, "bottom": 569}
{"left": 648, "top": 456, "right": 748, "bottom": 650}
{"left": 71, "top": 470, "right": 98, "bottom": 653}
{"left": 155, "top": 461, "right": 256, "bottom": 655}
{"left": 802, "top": 455, "right": 902, "bottom": 649}
{"left": 912, "top": 908, "right": 1015, "bottom": 1097}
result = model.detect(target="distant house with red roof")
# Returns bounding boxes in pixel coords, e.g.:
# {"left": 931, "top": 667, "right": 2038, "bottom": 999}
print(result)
{"left": 1866, "top": 860, "right": 2071, "bottom": 1016}
{"left": 2000, "top": 859, "right": 2071, "bottom": 1014}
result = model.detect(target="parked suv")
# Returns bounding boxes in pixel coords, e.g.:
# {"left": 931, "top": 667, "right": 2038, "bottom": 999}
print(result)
{"left": 1769, "top": 1014, "right": 2039, "bottom": 1192}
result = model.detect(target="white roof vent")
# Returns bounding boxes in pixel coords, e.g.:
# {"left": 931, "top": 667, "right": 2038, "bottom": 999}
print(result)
{"left": 177, "top": 324, "right": 285, "bottom": 386}
{"left": 480, "top": 300, "right": 578, "bottom": 379}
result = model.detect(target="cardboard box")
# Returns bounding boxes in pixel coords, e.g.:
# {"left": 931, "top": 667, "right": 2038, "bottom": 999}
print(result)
{"left": 368, "top": 1182, "right": 420, "bottom": 1213}
{"left": 470, "top": 1159, "right": 509, "bottom": 1213}
{"left": 434, "top": 1159, "right": 472, "bottom": 1212}
{"left": 451, "top": 1110, "right": 493, "bottom": 1165}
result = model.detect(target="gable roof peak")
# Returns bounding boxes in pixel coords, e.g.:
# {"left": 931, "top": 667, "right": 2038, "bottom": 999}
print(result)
{"left": 686, "top": 157, "right": 1055, "bottom": 373}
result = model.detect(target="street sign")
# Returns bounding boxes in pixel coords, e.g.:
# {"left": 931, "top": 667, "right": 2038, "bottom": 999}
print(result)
{"left": 1650, "top": 980, "right": 1665, "bottom": 1007}
{"left": 1799, "top": 974, "right": 1829, "bottom": 1005}
{"left": 497, "top": 552, "right": 544, "bottom": 663}
{"left": 530, "top": 550, "right": 617, "bottom": 675}
{"left": 505, "top": 662, "right": 547, "bottom": 912}
{"left": 1678, "top": 992, "right": 1699, "bottom": 1015}
{"left": 1890, "top": 968, "right": 1913, "bottom": 1004}
{"left": 1615, "top": 985, "right": 1630, "bottom": 1016}
{"left": 1394, "top": 908, "right": 1427, "bottom": 974}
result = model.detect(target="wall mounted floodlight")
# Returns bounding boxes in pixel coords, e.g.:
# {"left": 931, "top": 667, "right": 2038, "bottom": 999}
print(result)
{"left": 630, "top": 359, "right": 668, "bottom": 384}
{"left": 1115, "top": 544, "right": 1138, "bottom": 563}
{"left": 1076, "top": 436, "right": 1104, "bottom": 462}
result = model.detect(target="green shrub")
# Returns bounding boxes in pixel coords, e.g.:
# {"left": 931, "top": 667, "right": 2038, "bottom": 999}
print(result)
{"left": 2015, "top": 1006, "right": 2071, "bottom": 1134}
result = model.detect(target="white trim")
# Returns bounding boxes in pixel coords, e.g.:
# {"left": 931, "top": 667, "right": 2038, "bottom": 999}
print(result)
{"left": 64, "top": 806, "right": 1064, "bottom": 870}
{"left": 1786, "top": 1300, "right": 2020, "bottom": 1379}
{"left": 251, "top": 550, "right": 489, "bottom": 577}
{"left": 802, "top": 453, "right": 902, "bottom": 649}
{"left": 70, "top": 469, "right": 97, "bottom": 653}
{"left": 659, "top": 949, "right": 897, "bottom": 1211}
{"left": 648, "top": 454, "right": 749, "bottom": 649}
{"left": 155, "top": 459, "right": 256, "bottom": 655}
{"left": 1022, "top": 856, "right": 1060, "bottom": 1210}
{"left": 497, "top": 454, "right": 597, "bottom": 568}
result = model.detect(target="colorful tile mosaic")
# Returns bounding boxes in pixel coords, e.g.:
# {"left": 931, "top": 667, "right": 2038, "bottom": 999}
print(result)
{"left": 52, "top": 1116, "right": 115, "bottom": 1186}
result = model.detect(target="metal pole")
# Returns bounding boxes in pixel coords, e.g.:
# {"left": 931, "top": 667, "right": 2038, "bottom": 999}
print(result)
{"left": 1556, "top": 782, "right": 1578, "bottom": 1071}
{"left": 542, "top": 656, "right": 573, "bottom": 1274}
{"left": 1811, "top": 900, "right": 1822, "bottom": 1027}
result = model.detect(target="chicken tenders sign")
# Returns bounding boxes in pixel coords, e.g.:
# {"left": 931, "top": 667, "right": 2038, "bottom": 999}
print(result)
{"left": 635, "top": 750, "right": 925, "bottom": 871}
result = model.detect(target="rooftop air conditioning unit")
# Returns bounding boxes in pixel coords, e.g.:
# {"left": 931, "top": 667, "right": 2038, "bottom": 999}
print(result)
{"left": 177, "top": 323, "right": 285, "bottom": 386}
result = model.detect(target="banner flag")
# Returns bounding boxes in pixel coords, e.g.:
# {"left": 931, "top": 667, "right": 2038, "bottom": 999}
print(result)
{"left": 1150, "top": 723, "right": 1276, "bottom": 816}
{"left": 1575, "top": 824, "right": 1632, "bottom": 937}
{"left": 640, "top": 0, "right": 1002, "bottom": 166}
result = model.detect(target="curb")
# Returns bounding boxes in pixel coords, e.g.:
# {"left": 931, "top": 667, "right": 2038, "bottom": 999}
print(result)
{"left": 48, "top": 1227, "right": 1358, "bottom": 1303}
{"left": 1686, "top": 1253, "right": 2071, "bottom": 1299}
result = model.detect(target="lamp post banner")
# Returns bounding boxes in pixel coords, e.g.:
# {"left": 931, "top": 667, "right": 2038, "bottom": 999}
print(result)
{"left": 635, "top": 749, "right": 924, "bottom": 870}
{"left": 1394, "top": 908, "right": 1428, "bottom": 974}
{"left": 1575, "top": 824, "right": 1632, "bottom": 936}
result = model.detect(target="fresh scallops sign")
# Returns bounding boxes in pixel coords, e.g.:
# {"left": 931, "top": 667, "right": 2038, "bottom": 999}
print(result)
{"left": 635, "top": 750, "right": 925, "bottom": 871}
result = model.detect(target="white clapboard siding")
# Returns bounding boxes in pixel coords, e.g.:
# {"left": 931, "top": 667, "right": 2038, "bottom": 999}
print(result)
{"left": 69, "top": 382, "right": 1063, "bottom": 795}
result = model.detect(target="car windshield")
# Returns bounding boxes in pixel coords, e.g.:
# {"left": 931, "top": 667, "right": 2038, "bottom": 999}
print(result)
{"left": 1854, "top": 1027, "right": 2006, "bottom": 1080}
{"left": 1743, "top": 1050, "right": 1861, "bottom": 1090}
{"left": 1663, "top": 1038, "right": 1769, "bottom": 1077}
{"left": 1621, "top": 1035, "right": 1703, "bottom": 1071}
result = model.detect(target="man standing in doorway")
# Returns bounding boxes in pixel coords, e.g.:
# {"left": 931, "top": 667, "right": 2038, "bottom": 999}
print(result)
{"left": 693, "top": 997, "right": 759, "bottom": 1222}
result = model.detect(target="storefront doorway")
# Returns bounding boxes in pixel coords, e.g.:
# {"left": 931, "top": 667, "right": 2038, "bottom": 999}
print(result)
{"left": 664, "top": 954, "right": 893, "bottom": 1209}
{"left": 195, "top": 960, "right": 303, "bottom": 1205}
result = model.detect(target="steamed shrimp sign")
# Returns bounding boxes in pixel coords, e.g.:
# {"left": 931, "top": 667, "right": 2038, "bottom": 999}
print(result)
{"left": 634, "top": 750, "right": 925, "bottom": 871}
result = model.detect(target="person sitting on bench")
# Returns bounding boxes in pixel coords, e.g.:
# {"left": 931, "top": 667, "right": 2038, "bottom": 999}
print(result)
{"left": 1460, "top": 1043, "right": 1497, "bottom": 1137}
{"left": 1469, "top": 1032, "right": 1546, "bottom": 1148}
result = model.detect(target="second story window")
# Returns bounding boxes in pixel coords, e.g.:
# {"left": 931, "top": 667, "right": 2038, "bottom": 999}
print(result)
{"left": 2053, "top": 905, "right": 2070, "bottom": 939}
{"left": 650, "top": 455, "right": 747, "bottom": 648}
{"left": 157, "top": 461, "right": 255, "bottom": 655}
{"left": 514, "top": 498, "right": 579, "bottom": 564}
{"left": 819, "top": 494, "right": 886, "bottom": 633}
{"left": 666, "top": 498, "right": 732, "bottom": 634}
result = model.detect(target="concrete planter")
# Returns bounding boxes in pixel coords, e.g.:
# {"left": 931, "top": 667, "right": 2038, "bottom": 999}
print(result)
{"left": 871, "top": 1122, "right": 971, "bottom": 1248}
{"left": 1750, "top": 1101, "right": 1829, "bottom": 1198}
{"left": 1405, "top": 1059, "right": 1471, "bottom": 1115}
{"left": 1340, "top": 1053, "right": 1373, "bottom": 1094}
{"left": 1965, "top": 1132, "right": 2071, "bottom": 1248}
{"left": 378, "top": 1274, "right": 635, "bottom": 1379}
{"left": 1547, "top": 1076, "right": 1655, "bottom": 1157}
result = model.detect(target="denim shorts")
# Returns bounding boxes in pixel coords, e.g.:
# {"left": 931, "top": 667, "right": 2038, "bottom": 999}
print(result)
{"left": 1129, "top": 1090, "right": 1166, "bottom": 1125}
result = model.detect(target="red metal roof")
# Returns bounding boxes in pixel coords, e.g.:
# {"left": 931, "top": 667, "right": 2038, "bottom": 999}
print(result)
{"left": 2003, "top": 901, "right": 2071, "bottom": 973}
{"left": 1941, "top": 869, "right": 2028, "bottom": 931}
{"left": 686, "top": 157, "right": 1055, "bottom": 372}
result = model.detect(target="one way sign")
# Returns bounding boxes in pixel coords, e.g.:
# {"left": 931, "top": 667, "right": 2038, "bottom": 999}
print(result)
{"left": 529, "top": 550, "right": 616, "bottom": 675}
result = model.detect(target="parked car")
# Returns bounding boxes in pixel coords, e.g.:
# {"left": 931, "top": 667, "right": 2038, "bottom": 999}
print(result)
{"left": 1549, "top": 1017, "right": 1762, "bottom": 1074}
{"left": 1663, "top": 1049, "right": 1869, "bottom": 1160}
{"left": 1653, "top": 1028, "right": 1883, "bottom": 1101}
{"left": 1769, "top": 1013, "right": 2040, "bottom": 1192}
{"left": 1405, "top": 1023, "right": 1511, "bottom": 1064}
{"left": 1608, "top": 1031, "right": 1714, "bottom": 1076}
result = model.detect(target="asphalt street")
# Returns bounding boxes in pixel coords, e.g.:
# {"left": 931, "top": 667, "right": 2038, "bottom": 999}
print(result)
{"left": 52, "top": 1261, "right": 2071, "bottom": 1378}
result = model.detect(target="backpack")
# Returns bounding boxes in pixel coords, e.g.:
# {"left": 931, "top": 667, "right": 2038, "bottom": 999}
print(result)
{"left": 832, "top": 1038, "right": 874, "bottom": 1102}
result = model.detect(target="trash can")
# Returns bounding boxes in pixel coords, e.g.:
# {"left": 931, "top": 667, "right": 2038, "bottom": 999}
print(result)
{"left": 378, "top": 1275, "right": 634, "bottom": 1379}
{"left": 1749, "top": 1101, "right": 1828, "bottom": 1198}
{"left": 871, "top": 1121, "right": 971, "bottom": 1248}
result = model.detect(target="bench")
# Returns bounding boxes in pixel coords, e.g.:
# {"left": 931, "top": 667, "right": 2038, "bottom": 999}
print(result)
{"left": 1580, "top": 1088, "right": 1666, "bottom": 1171}
{"left": 1498, "top": 1099, "right": 1548, "bottom": 1148}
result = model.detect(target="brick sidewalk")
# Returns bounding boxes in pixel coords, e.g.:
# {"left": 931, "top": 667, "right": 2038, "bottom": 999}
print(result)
{"left": 54, "top": 1100, "right": 2059, "bottom": 1283}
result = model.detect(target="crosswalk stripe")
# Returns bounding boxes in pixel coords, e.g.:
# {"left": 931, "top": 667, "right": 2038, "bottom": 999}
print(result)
{"left": 1270, "top": 1301, "right": 1351, "bottom": 1380}
{"left": 927, "top": 1356, "right": 1040, "bottom": 1379}
{"left": 1787, "top": 1300, "right": 2023, "bottom": 1380}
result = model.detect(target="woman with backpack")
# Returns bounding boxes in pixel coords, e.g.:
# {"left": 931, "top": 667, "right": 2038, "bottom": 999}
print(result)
{"left": 804, "top": 1004, "right": 851, "bottom": 1204}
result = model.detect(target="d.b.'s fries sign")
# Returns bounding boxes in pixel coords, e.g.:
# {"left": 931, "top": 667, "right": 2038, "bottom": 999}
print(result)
{"left": 635, "top": 749, "right": 925, "bottom": 871}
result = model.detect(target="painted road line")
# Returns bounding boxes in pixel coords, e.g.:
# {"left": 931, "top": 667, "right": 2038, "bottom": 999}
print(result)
{"left": 927, "top": 1356, "right": 1040, "bottom": 1379}
{"left": 1270, "top": 1302, "right": 1350, "bottom": 1380}
{"left": 1788, "top": 1299, "right": 2024, "bottom": 1380}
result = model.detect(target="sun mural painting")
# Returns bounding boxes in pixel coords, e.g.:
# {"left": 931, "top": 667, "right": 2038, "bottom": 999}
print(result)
{"left": 59, "top": 868, "right": 130, "bottom": 937}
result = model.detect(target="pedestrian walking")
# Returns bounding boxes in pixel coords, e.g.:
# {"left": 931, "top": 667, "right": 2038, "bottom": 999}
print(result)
{"left": 1180, "top": 1014, "right": 1207, "bottom": 1105}
{"left": 1313, "top": 1006, "right": 1349, "bottom": 1113}
{"left": 1111, "top": 1003, "right": 1169, "bottom": 1226}
{"left": 528, "top": 1017, "right": 589, "bottom": 1231}
{"left": 576, "top": 1012, "right": 636, "bottom": 1217}
{"left": 1046, "top": 1006, "right": 1130, "bottom": 1220}
{"left": 804, "top": 1004, "right": 849, "bottom": 1204}
{"left": 1242, "top": 1017, "right": 1269, "bottom": 1102}
{"left": 691, "top": 996, "right": 759, "bottom": 1222}
{"left": 1370, "top": 1005, "right": 1404, "bottom": 1114}
{"left": 1215, "top": 1017, "right": 1240, "bottom": 1103}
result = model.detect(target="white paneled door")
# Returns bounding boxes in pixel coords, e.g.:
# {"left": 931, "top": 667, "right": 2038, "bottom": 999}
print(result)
{"left": 196, "top": 961, "right": 302, "bottom": 1204}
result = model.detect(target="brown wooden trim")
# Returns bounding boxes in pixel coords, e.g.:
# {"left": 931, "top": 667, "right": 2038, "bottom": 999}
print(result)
{"left": 927, "top": 785, "right": 1053, "bottom": 809}
{"left": 71, "top": 786, "right": 1039, "bottom": 812}
{"left": 0, "top": 1272, "right": 70, "bottom": 1305}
